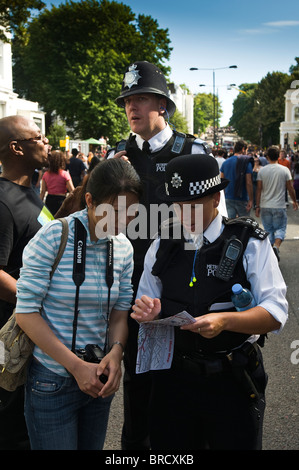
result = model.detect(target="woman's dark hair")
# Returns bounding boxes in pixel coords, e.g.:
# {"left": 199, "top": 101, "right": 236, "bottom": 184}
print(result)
{"left": 48, "top": 150, "right": 66, "bottom": 173}
{"left": 86, "top": 158, "right": 142, "bottom": 204}
{"left": 88, "top": 155, "right": 102, "bottom": 173}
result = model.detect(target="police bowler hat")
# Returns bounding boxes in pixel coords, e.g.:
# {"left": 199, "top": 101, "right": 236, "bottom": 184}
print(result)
{"left": 116, "top": 61, "right": 176, "bottom": 117}
{"left": 156, "top": 154, "right": 229, "bottom": 202}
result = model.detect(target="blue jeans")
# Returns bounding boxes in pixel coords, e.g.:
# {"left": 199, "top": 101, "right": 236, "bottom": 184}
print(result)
{"left": 260, "top": 208, "right": 287, "bottom": 245}
{"left": 226, "top": 199, "right": 249, "bottom": 218}
{"left": 24, "top": 359, "right": 113, "bottom": 450}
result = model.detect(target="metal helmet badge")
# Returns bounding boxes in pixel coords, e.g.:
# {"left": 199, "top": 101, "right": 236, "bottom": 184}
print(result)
{"left": 171, "top": 173, "right": 183, "bottom": 189}
{"left": 123, "top": 64, "right": 141, "bottom": 89}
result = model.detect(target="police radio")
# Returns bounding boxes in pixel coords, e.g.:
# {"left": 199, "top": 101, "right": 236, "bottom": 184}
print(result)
{"left": 216, "top": 236, "right": 243, "bottom": 281}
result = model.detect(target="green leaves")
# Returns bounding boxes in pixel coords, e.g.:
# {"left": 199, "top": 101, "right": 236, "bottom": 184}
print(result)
{"left": 12, "top": 0, "right": 172, "bottom": 143}
{"left": 230, "top": 74, "right": 290, "bottom": 147}
{"left": 0, "top": 0, "right": 45, "bottom": 42}
{"left": 193, "top": 92, "right": 222, "bottom": 135}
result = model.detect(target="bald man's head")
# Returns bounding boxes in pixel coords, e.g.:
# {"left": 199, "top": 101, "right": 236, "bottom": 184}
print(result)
{"left": 0, "top": 115, "right": 40, "bottom": 156}
{"left": 0, "top": 115, "right": 50, "bottom": 175}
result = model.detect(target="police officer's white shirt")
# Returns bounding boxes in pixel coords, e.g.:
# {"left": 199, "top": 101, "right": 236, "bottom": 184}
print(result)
{"left": 136, "top": 212, "right": 288, "bottom": 336}
{"left": 110, "top": 123, "right": 228, "bottom": 216}
{"left": 135, "top": 123, "right": 206, "bottom": 154}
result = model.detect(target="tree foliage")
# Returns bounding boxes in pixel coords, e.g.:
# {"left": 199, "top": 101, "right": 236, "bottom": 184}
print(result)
{"left": 46, "top": 121, "right": 67, "bottom": 150}
{"left": 170, "top": 110, "right": 189, "bottom": 134}
{"left": 0, "top": 0, "right": 45, "bottom": 42}
{"left": 229, "top": 83, "right": 259, "bottom": 143}
{"left": 12, "top": 0, "right": 172, "bottom": 143}
{"left": 230, "top": 72, "right": 291, "bottom": 147}
{"left": 289, "top": 57, "right": 299, "bottom": 78}
{"left": 193, "top": 92, "right": 222, "bottom": 135}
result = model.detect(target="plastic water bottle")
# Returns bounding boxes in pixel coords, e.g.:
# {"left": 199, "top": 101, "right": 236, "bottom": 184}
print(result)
{"left": 231, "top": 283, "right": 256, "bottom": 311}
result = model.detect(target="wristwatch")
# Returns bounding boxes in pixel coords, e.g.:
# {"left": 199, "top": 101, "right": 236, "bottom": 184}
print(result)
{"left": 109, "top": 341, "right": 124, "bottom": 352}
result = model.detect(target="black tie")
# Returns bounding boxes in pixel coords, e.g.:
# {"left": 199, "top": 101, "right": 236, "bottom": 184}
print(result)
{"left": 142, "top": 141, "right": 151, "bottom": 154}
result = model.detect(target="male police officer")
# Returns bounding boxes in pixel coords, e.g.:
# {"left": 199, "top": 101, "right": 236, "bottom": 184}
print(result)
{"left": 110, "top": 61, "right": 226, "bottom": 449}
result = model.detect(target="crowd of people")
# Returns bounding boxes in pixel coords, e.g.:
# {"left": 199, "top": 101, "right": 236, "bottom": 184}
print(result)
{"left": 32, "top": 147, "right": 103, "bottom": 217}
{"left": 215, "top": 142, "right": 298, "bottom": 261}
{"left": 0, "top": 60, "right": 294, "bottom": 451}
{"left": 214, "top": 145, "right": 299, "bottom": 208}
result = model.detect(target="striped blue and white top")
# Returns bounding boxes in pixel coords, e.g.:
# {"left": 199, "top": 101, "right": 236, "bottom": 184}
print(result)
{"left": 16, "top": 209, "right": 134, "bottom": 376}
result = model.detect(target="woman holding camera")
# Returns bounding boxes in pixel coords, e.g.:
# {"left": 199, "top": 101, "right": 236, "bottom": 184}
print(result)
{"left": 15, "top": 159, "right": 142, "bottom": 450}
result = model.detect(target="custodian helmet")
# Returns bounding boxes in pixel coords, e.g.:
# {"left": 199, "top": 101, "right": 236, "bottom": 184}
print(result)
{"left": 116, "top": 61, "right": 176, "bottom": 117}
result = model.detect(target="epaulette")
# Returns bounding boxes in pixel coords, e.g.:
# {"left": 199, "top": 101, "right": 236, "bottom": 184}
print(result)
{"left": 223, "top": 216, "right": 268, "bottom": 240}
{"left": 171, "top": 131, "right": 210, "bottom": 155}
{"left": 192, "top": 138, "right": 213, "bottom": 155}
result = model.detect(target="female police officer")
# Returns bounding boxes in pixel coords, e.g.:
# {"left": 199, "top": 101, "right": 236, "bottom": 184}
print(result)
{"left": 131, "top": 153, "right": 288, "bottom": 450}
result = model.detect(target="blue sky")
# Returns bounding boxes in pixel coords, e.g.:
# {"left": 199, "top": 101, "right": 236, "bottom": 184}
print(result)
{"left": 44, "top": 0, "right": 299, "bottom": 126}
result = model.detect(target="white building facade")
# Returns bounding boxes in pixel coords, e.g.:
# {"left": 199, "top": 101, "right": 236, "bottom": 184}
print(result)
{"left": 0, "top": 30, "right": 45, "bottom": 132}
{"left": 169, "top": 83, "right": 194, "bottom": 134}
{"left": 280, "top": 87, "right": 299, "bottom": 150}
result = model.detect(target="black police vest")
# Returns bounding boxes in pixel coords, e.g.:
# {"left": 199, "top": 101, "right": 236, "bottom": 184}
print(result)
{"left": 116, "top": 131, "right": 200, "bottom": 206}
{"left": 113, "top": 131, "right": 201, "bottom": 269}
{"left": 152, "top": 217, "right": 268, "bottom": 353}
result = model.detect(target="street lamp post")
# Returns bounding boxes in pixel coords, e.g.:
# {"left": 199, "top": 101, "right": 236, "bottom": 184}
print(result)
{"left": 190, "top": 65, "right": 237, "bottom": 145}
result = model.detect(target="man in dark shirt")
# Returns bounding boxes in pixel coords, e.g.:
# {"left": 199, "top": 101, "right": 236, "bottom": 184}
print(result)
{"left": 0, "top": 115, "right": 53, "bottom": 450}
{"left": 68, "top": 148, "right": 86, "bottom": 187}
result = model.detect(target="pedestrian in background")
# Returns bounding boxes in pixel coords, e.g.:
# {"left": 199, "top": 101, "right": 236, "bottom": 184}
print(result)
{"left": 292, "top": 153, "right": 299, "bottom": 201}
{"left": 278, "top": 149, "right": 291, "bottom": 169}
{"left": 40, "top": 150, "right": 74, "bottom": 215}
{"left": 278, "top": 149, "right": 291, "bottom": 205}
{"left": 54, "top": 154, "right": 102, "bottom": 218}
{"left": 220, "top": 140, "right": 253, "bottom": 218}
{"left": 0, "top": 115, "right": 52, "bottom": 450}
{"left": 15, "top": 158, "right": 142, "bottom": 450}
{"left": 252, "top": 154, "right": 262, "bottom": 209}
{"left": 68, "top": 148, "right": 86, "bottom": 187}
{"left": 214, "top": 148, "right": 227, "bottom": 169}
{"left": 255, "top": 146, "right": 298, "bottom": 261}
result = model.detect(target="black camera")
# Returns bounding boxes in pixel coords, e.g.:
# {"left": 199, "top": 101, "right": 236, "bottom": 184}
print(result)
{"left": 75, "top": 344, "right": 108, "bottom": 384}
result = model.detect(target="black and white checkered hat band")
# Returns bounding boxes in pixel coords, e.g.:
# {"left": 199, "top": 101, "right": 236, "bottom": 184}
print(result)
{"left": 189, "top": 175, "right": 221, "bottom": 196}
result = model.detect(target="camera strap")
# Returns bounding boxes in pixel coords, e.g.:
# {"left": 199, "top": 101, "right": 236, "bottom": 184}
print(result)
{"left": 71, "top": 218, "right": 87, "bottom": 353}
{"left": 71, "top": 217, "right": 114, "bottom": 353}
{"left": 104, "top": 239, "right": 114, "bottom": 352}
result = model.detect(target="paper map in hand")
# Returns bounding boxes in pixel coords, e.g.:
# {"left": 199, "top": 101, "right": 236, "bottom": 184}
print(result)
{"left": 136, "top": 311, "right": 196, "bottom": 374}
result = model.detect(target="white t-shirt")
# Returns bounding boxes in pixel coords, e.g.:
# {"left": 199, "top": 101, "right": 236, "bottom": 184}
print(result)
{"left": 257, "top": 163, "right": 292, "bottom": 208}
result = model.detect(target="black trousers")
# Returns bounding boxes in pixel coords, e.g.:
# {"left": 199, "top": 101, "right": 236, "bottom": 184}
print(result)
{"left": 45, "top": 194, "right": 66, "bottom": 217}
{"left": 121, "top": 266, "right": 151, "bottom": 450}
{"left": 0, "top": 386, "right": 30, "bottom": 450}
{"left": 148, "top": 349, "right": 267, "bottom": 450}
{"left": 121, "top": 311, "right": 152, "bottom": 449}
